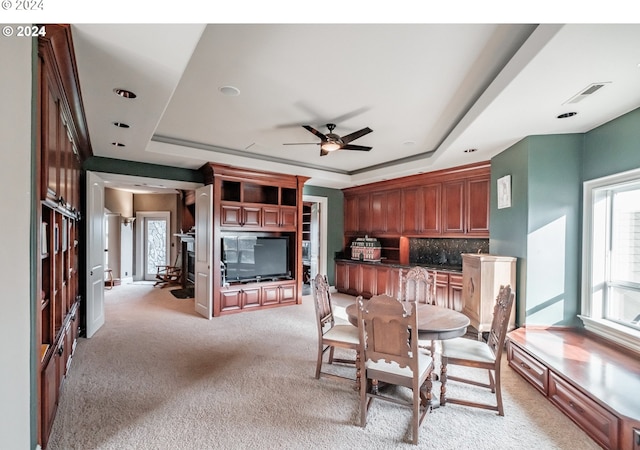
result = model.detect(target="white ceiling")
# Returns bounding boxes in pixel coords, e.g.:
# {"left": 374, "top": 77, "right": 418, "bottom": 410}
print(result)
{"left": 71, "top": 23, "right": 640, "bottom": 192}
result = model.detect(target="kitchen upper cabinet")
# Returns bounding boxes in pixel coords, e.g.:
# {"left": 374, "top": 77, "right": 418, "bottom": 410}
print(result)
{"left": 401, "top": 184, "right": 441, "bottom": 235}
{"left": 343, "top": 161, "right": 490, "bottom": 240}
{"left": 344, "top": 194, "right": 372, "bottom": 235}
{"left": 442, "top": 180, "right": 465, "bottom": 234}
{"left": 442, "top": 176, "right": 490, "bottom": 236}
{"left": 371, "top": 189, "right": 401, "bottom": 235}
{"left": 466, "top": 176, "right": 490, "bottom": 235}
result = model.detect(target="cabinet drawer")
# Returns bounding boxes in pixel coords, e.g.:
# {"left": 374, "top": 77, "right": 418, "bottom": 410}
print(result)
{"left": 548, "top": 372, "right": 619, "bottom": 450}
{"left": 507, "top": 342, "right": 548, "bottom": 395}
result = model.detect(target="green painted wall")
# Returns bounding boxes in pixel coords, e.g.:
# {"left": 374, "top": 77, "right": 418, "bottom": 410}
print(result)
{"left": 583, "top": 107, "right": 640, "bottom": 181}
{"left": 303, "top": 184, "right": 344, "bottom": 286}
{"left": 83, "top": 156, "right": 204, "bottom": 183}
{"left": 490, "top": 138, "right": 529, "bottom": 325}
{"left": 491, "top": 106, "right": 640, "bottom": 328}
{"left": 526, "top": 134, "right": 583, "bottom": 326}
{"left": 492, "top": 134, "right": 583, "bottom": 326}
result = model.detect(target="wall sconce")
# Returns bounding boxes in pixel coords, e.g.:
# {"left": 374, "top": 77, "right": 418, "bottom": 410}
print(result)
{"left": 122, "top": 217, "right": 136, "bottom": 226}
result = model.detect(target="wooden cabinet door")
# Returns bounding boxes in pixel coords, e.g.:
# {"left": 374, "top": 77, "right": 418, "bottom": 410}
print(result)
{"left": 261, "top": 286, "right": 280, "bottom": 305}
{"left": 357, "top": 193, "right": 371, "bottom": 234}
{"left": 346, "top": 263, "right": 361, "bottom": 296}
{"left": 433, "top": 272, "right": 450, "bottom": 308}
{"left": 442, "top": 180, "right": 465, "bottom": 234}
{"left": 370, "top": 191, "right": 386, "bottom": 234}
{"left": 360, "top": 265, "right": 377, "bottom": 299}
{"left": 220, "top": 204, "right": 242, "bottom": 227}
{"left": 375, "top": 265, "right": 392, "bottom": 297}
{"left": 280, "top": 207, "right": 297, "bottom": 229}
{"left": 335, "top": 262, "right": 348, "bottom": 293}
{"left": 220, "top": 289, "right": 242, "bottom": 312}
{"left": 40, "top": 355, "right": 59, "bottom": 448}
{"left": 242, "top": 287, "right": 261, "bottom": 308}
{"left": 466, "top": 177, "right": 490, "bottom": 234}
{"left": 385, "top": 190, "right": 402, "bottom": 234}
{"left": 279, "top": 283, "right": 296, "bottom": 304}
{"left": 43, "top": 69, "right": 60, "bottom": 202}
{"left": 421, "top": 184, "right": 441, "bottom": 235}
{"left": 448, "top": 273, "right": 464, "bottom": 311}
{"left": 344, "top": 196, "right": 359, "bottom": 234}
{"left": 262, "top": 207, "right": 279, "bottom": 227}
{"left": 242, "top": 207, "right": 261, "bottom": 227}
{"left": 401, "top": 186, "right": 422, "bottom": 234}
{"left": 370, "top": 190, "right": 401, "bottom": 235}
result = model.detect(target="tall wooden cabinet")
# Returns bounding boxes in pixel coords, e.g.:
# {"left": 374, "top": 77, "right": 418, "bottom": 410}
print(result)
{"left": 36, "top": 25, "right": 91, "bottom": 448}
{"left": 201, "top": 164, "right": 309, "bottom": 317}
{"left": 461, "top": 253, "right": 516, "bottom": 339}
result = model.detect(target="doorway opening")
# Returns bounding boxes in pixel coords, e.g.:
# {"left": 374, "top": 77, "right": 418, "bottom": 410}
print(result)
{"left": 135, "top": 211, "right": 171, "bottom": 281}
{"left": 302, "top": 195, "right": 328, "bottom": 295}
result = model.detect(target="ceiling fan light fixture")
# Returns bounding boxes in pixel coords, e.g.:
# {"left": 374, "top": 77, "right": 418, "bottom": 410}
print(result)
{"left": 321, "top": 141, "right": 341, "bottom": 152}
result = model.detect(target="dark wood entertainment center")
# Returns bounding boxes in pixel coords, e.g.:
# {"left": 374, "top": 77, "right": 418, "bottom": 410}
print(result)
{"left": 201, "top": 163, "right": 309, "bottom": 317}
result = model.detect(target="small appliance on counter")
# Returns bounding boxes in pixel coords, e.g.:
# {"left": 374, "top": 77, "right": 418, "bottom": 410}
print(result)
{"left": 351, "top": 236, "right": 382, "bottom": 262}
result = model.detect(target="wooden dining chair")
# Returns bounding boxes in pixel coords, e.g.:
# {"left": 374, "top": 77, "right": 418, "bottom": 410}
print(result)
{"left": 312, "top": 273, "right": 360, "bottom": 388}
{"left": 357, "top": 294, "right": 434, "bottom": 445}
{"left": 399, "top": 266, "right": 436, "bottom": 304}
{"left": 399, "top": 266, "right": 437, "bottom": 354}
{"left": 440, "top": 284, "right": 515, "bottom": 416}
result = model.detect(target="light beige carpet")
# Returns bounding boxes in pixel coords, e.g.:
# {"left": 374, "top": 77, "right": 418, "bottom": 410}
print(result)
{"left": 47, "top": 283, "right": 600, "bottom": 450}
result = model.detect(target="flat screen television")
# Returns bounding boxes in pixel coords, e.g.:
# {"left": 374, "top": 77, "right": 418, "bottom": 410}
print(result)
{"left": 222, "top": 236, "right": 290, "bottom": 281}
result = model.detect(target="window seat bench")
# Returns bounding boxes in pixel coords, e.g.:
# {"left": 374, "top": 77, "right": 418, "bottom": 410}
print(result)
{"left": 506, "top": 327, "right": 640, "bottom": 450}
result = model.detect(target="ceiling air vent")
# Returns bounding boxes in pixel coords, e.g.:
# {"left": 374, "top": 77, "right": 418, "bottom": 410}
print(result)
{"left": 564, "top": 82, "right": 609, "bottom": 104}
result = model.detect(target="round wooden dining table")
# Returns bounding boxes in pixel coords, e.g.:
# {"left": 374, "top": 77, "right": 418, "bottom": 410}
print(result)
{"left": 345, "top": 301, "right": 470, "bottom": 341}
{"left": 345, "top": 299, "right": 470, "bottom": 407}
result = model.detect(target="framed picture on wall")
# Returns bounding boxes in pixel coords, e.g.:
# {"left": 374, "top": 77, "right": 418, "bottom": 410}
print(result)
{"left": 497, "top": 175, "right": 512, "bottom": 209}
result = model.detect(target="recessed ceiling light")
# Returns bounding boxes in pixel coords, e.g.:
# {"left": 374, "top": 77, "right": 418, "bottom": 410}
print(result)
{"left": 112, "top": 142, "right": 125, "bottom": 147}
{"left": 464, "top": 148, "right": 477, "bottom": 153}
{"left": 113, "top": 122, "right": 130, "bottom": 128}
{"left": 113, "top": 88, "right": 137, "bottom": 99}
{"left": 219, "top": 85, "right": 240, "bottom": 96}
{"left": 557, "top": 112, "right": 577, "bottom": 119}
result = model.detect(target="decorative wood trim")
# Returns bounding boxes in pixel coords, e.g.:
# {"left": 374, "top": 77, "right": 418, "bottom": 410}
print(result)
{"left": 343, "top": 161, "right": 490, "bottom": 195}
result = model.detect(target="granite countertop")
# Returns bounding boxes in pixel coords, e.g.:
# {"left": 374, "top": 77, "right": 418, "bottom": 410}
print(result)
{"left": 334, "top": 257, "right": 462, "bottom": 273}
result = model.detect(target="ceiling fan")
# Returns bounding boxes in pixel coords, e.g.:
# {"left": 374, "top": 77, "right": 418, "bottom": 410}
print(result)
{"left": 284, "top": 123, "right": 373, "bottom": 156}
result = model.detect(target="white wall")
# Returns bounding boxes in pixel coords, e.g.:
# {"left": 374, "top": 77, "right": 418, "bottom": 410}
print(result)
{"left": 0, "top": 38, "right": 34, "bottom": 448}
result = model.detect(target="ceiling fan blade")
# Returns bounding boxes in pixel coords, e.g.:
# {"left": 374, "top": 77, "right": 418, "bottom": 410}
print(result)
{"left": 341, "top": 127, "right": 373, "bottom": 145}
{"left": 303, "top": 125, "right": 327, "bottom": 141}
{"left": 282, "top": 142, "right": 319, "bottom": 146}
{"left": 320, "top": 148, "right": 330, "bottom": 157}
{"left": 342, "top": 144, "right": 372, "bottom": 151}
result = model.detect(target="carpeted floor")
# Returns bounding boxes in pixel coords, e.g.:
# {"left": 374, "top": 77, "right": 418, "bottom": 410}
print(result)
{"left": 46, "top": 283, "right": 600, "bottom": 450}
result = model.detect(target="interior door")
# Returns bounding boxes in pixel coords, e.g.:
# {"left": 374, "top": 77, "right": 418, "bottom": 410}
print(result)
{"left": 194, "top": 184, "right": 213, "bottom": 319}
{"left": 86, "top": 171, "right": 105, "bottom": 337}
